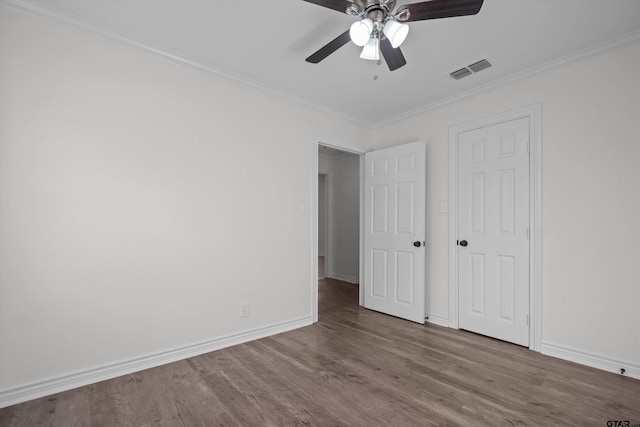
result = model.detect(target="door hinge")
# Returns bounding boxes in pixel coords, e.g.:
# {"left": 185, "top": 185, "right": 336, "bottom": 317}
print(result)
{"left": 526, "top": 314, "right": 530, "bottom": 326}
{"left": 527, "top": 141, "right": 530, "bottom": 154}
{"left": 526, "top": 228, "right": 530, "bottom": 240}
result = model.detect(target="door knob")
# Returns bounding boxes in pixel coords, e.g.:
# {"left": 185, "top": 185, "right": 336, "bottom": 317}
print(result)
{"left": 459, "top": 240, "right": 468, "bottom": 247}
{"left": 413, "top": 241, "right": 422, "bottom": 247}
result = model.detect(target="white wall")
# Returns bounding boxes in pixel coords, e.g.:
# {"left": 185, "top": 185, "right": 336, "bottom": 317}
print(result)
{"left": 318, "top": 152, "right": 360, "bottom": 283}
{"left": 373, "top": 41, "right": 640, "bottom": 373}
{"left": 0, "top": 5, "right": 372, "bottom": 403}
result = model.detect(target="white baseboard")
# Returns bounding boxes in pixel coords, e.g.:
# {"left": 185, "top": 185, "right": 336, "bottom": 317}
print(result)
{"left": 0, "top": 316, "right": 313, "bottom": 409}
{"left": 541, "top": 341, "right": 640, "bottom": 380}
{"left": 425, "top": 313, "right": 449, "bottom": 328}
{"left": 329, "top": 273, "right": 358, "bottom": 284}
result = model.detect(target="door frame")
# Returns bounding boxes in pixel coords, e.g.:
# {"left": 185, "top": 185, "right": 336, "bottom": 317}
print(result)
{"left": 448, "top": 104, "right": 543, "bottom": 351}
{"left": 311, "top": 134, "right": 366, "bottom": 323}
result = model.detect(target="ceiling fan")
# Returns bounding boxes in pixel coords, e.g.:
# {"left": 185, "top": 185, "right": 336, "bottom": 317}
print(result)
{"left": 303, "top": 0, "right": 484, "bottom": 71}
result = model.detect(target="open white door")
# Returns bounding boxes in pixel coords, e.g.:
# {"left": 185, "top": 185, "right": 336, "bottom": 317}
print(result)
{"left": 363, "top": 141, "right": 426, "bottom": 324}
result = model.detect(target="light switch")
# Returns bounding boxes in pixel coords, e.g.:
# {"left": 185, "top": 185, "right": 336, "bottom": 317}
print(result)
{"left": 439, "top": 201, "right": 448, "bottom": 214}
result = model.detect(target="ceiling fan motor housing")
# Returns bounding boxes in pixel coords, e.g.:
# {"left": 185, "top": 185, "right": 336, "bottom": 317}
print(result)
{"left": 351, "top": 0, "right": 398, "bottom": 23}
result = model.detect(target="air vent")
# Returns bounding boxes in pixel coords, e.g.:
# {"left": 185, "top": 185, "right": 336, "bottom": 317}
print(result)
{"left": 450, "top": 67, "right": 472, "bottom": 80}
{"left": 468, "top": 59, "right": 492, "bottom": 73}
{"left": 451, "top": 59, "right": 492, "bottom": 80}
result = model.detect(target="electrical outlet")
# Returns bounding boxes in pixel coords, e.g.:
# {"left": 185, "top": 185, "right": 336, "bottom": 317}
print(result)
{"left": 240, "top": 303, "right": 250, "bottom": 318}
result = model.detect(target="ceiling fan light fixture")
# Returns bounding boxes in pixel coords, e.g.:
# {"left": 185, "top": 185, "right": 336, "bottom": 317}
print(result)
{"left": 383, "top": 19, "right": 409, "bottom": 48}
{"left": 350, "top": 18, "right": 374, "bottom": 47}
{"left": 360, "top": 37, "right": 380, "bottom": 61}
{"left": 304, "top": 0, "right": 485, "bottom": 71}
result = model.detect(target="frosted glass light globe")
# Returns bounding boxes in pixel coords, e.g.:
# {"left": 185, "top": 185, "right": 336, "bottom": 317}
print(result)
{"left": 383, "top": 19, "right": 409, "bottom": 48}
{"left": 350, "top": 19, "right": 374, "bottom": 47}
{"left": 360, "top": 37, "right": 380, "bottom": 61}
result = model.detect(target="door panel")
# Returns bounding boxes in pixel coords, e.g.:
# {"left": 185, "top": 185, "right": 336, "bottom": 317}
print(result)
{"left": 364, "top": 141, "right": 426, "bottom": 324}
{"left": 395, "top": 251, "right": 414, "bottom": 304}
{"left": 372, "top": 185, "right": 389, "bottom": 232}
{"left": 371, "top": 250, "right": 388, "bottom": 298}
{"left": 470, "top": 253, "right": 485, "bottom": 314}
{"left": 458, "top": 117, "right": 530, "bottom": 346}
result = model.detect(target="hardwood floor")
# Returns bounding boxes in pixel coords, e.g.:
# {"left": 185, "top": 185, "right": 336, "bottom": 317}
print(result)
{"left": 1, "top": 278, "right": 639, "bottom": 426}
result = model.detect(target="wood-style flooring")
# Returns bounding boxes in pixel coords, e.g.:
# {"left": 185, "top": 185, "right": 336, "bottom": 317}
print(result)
{"left": 1, "top": 278, "right": 639, "bottom": 426}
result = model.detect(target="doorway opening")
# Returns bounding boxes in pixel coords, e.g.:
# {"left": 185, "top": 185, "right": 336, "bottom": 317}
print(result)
{"left": 318, "top": 146, "right": 360, "bottom": 281}
{"left": 312, "top": 139, "right": 366, "bottom": 322}
{"left": 313, "top": 138, "right": 429, "bottom": 325}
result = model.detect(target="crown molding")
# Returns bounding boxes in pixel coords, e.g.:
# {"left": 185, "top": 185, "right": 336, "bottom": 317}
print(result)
{"left": 0, "top": 0, "right": 372, "bottom": 128}
{"left": 374, "top": 29, "right": 640, "bottom": 128}
{"left": 3, "top": 0, "right": 639, "bottom": 130}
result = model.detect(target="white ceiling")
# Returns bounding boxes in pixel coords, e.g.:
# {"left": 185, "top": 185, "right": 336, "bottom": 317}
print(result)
{"left": 12, "top": 0, "right": 640, "bottom": 126}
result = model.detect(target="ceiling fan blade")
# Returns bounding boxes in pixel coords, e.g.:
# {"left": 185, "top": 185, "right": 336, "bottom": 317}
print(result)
{"left": 301, "top": 0, "right": 353, "bottom": 14}
{"left": 403, "top": 0, "right": 484, "bottom": 21}
{"left": 306, "top": 30, "right": 352, "bottom": 64}
{"left": 380, "top": 38, "right": 407, "bottom": 71}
